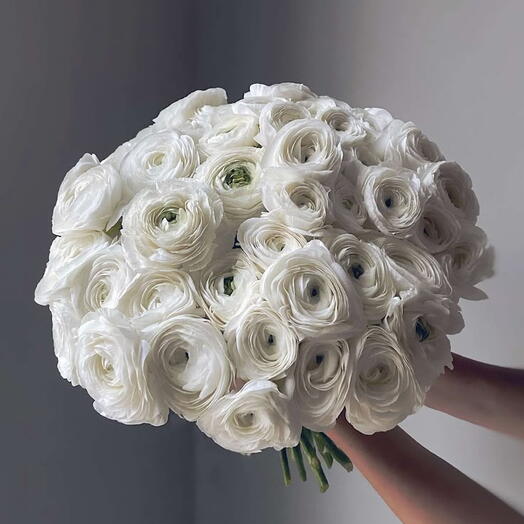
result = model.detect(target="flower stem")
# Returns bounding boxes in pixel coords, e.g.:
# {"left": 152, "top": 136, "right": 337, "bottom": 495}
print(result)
{"left": 291, "top": 444, "right": 308, "bottom": 481}
{"left": 317, "top": 432, "right": 353, "bottom": 472}
{"left": 300, "top": 429, "right": 329, "bottom": 492}
{"left": 279, "top": 448, "right": 292, "bottom": 486}
{"left": 313, "top": 431, "right": 333, "bottom": 469}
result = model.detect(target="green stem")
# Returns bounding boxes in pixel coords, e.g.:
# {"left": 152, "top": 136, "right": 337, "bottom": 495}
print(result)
{"left": 300, "top": 429, "right": 329, "bottom": 492}
{"left": 291, "top": 444, "right": 307, "bottom": 481}
{"left": 279, "top": 448, "right": 292, "bottom": 486}
{"left": 318, "top": 432, "right": 353, "bottom": 472}
{"left": 313, "top": 432, "right": 333, "bottom": 469}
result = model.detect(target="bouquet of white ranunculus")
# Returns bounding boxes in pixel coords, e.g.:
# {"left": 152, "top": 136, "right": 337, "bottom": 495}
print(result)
{"left": 35, "top": 82, "right": 493, "bottom": 491}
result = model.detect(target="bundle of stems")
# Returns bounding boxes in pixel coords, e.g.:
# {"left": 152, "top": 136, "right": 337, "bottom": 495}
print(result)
{"left": 279, "top": 428, "right": 353, "bottom": 492}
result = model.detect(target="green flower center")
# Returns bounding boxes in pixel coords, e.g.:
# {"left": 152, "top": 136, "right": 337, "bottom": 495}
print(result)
{"left": 223, "top": 165, "right": 252, "bottom": 189}
{"left": 158, "top": 208, "right": 178, "bottom": 227}
{"left": 223, "top": 275, "right": 235, "bottom": 296}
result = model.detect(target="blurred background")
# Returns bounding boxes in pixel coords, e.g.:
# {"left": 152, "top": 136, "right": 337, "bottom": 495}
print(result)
{"left": 1, "top": 1, "right": 523, "bottom": 523}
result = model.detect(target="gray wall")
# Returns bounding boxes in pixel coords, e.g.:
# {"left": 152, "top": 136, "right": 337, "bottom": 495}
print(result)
{"left": 2, "top": 1, "right": 523, "bottom": 523}
{"left": 0, "top": 2, "right": 199, "bottom": 523}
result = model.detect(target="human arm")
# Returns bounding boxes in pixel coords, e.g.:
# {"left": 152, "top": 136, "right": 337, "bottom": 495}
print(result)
{"left": 327, "top": 417, "right": 524, "bottom": 524}
{"left": 425, "top": 353, "right": 524, "bottom": 439}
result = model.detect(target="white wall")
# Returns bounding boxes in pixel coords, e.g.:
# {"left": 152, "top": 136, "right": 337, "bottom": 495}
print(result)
{"left": 194, "top": 1, "right": 524, "bottom": 523}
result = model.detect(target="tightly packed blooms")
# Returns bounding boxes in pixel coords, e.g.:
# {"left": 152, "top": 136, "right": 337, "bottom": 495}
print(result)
{"left": 36, "top": 83, "right": 493, "bottom": 453}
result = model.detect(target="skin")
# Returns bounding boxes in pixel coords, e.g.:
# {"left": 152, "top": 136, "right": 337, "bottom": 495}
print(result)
{"left": 425, "top": 353, "right": 524, "bottom": 440}
{"left": 327, "top": 354, "right": 524, "bottom": 524}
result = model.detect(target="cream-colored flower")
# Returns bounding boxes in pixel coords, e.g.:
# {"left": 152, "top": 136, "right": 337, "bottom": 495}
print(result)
{"left": 245, "top": 82, "right": 317, "bottom": 102}
{"left": 52, "top": 154, "right": 123, "bottom": 235}
{"left": 195, "top": 147, "right": 263, "bottom": 222}
{"left": 199, "top": 250, "right": 259, "bottom": 329}
{"left": 360, "top": 165, "right": 424, "bottom": 237}
{"left": 197, "top": 380, "right": 300, "bottom": 454}
{"left": 331, "top": 174, "right": 368, "bottom": 233}
{"left": 143, "top": 315, "right": 232, "bottom": 421}
{"left": 225, "top": 298, "right": 298, "bottom": 381}
{"left": 261, "top": 240, "right": 364, "bottom": 340}
{"left": 35, "top": 231, "right": 112, "bottom": 306}
{"left": 76, "top": 309, "right": 166, "bottom": 426}
{"left": 345, "top": 325, "right": 424, "bottom": 434}
{"left": 153, "top": 87, "right": 227, "bottom": 133}
{"left": 236, "top": 212, "right": 307, "bottom": 272}
{"left": 413, "top": 198, "right": 461, "bottom": 254}
{"left": 262, "top": 118, "right": 343, "bottom": 179}
{"left": 120, "top": 130, "right": 199, "bottom": 196}
{"left": 69, "top": 244, "right": 135, "bottom": 317}
{"left": 261, "top": 168, "right": 332, "bottom": 236}
{"left": 323, "top": 231, "right": 396, "bottom": 321}
{"left": 121, "top": 179, "right": 223, "bottom": 270}
{"left": 384, "top": 289, "right": 464, "bottom": 390}
{"left": 371, "top": 235, "right": 451, "bottom": 295}
{"left": 419, "top": 161, "right": 479, "bottom": 223}
{"left": 437, "top": 223, "right": 494, "bottom": 301}
{"left": 198, "top": 112, "right": 259, "bottom": 157}
{"left": 374, "top": 120, "right": 444, "bottom": 170}
{"left": 255, "top": 100, "right": 310, "bottom": 146}
{"left": 289, "top": 338, "right": 351, "bottom": 431}
{"left": 119, "top": 268, "right": 202, "bottom": 323}
{"left": 50, "top": 300, "right": 81, "bottom": 386}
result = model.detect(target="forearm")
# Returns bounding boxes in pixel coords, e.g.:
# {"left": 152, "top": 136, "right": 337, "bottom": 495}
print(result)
{"left": 327, "top": 419, "right": 524, "bottom": 524}
{"left": 425, "top": 354, "right": 524, "bottom": 439}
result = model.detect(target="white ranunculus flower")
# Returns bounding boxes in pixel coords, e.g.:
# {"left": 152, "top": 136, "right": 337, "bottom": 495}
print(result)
{"left": 198, "top": 112, "right": 259, "bottom": 157}
{"left": 374, "top": 120, "right": 444, "bottom": 170}
{"left": 261, "top": 240, "right": 365, "bottom": 340}
{"left": 361, "top": 107, "right": 394, "bottom": 133}
{"left": 255, "top": 100, "right": 310, "bottom": 146}
{"left": 199, "top": 250, "right": 259, "bottom": 329}
{"left": 412, "top": 198, "right": 461, "bottom": 254}
{"left": 261, "top": 168, "right": 332, "bottom": 236}
{"left": 50, "top": 300, "right": 81, "bottom": 386}
{"left": 70, "top": 244, "right": 135, "bottom": 317}
{"left": 35, "top": 231, "right": 112, "bottom": 306}
{"left": 195, "top": 147, "right": 263, "bottom": 222}
{"left": 304, "top": 95, "right": 350, "bottom": 117}
{"left": 323, "top": 231, "right": 396, "bottom": 321}
{"left": 331, "top": 174, "right": 368, "bottom": 233}
{"left": 245, "top": 82, "right": 317, "bottom": 102}
{"left": 345, "top": 325, "right": 424, "bottom": 434}
{"left": 197, "top": 380, "right": 300, "bottom": 454}
{"left": 225, "top": 298, "right": 299, "bottom": 381}
{"left": 121, "top": 179, "right": 223, "bottom": 271}
{"left": 52, "top": 154, "right": 123, "bottom": 235}
{"left": 76, "top": 309, "right": 166, "bottom": 426}
{"left": 289, "top": 338, "right": 351, "bottom": 431}
{"left": 120, "top": 130, "right": 199, "bottom": 197}
{"left": 384, "top": 289, "right": 464, "bottom": 390}
{"left": 102, "top": 126, "right": 155, "bottom": 172}
{"left": 371, "top": 235, "right": 451, "bottom": 295}
{"left": 262, "top": 119, "right": 343, "bottom": 180}
{"left": 119, "top": 268, "right": 202, "bottom": 323}
{"left": 338, "top": 107, "right": 394, "bottom": 166}
{"left": 306, "top": 97, "right": 374, "bottom": 147}
{"left": 360, "top": 165, "right": 424, "bottom": 237}
{"left": 143, "top": 315, "right": 232, "bottom": 421}
{"left": 437, "top": 223, "right": 494, "bottom": 301}
{"left": 419, "top": 161, "right": 479, "bottom": 223}
{"left": 236, "top": 212, "right": 307, "bottom": 272}
{"left": 153, "top": 87, "right": 227, "bottom": 133}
